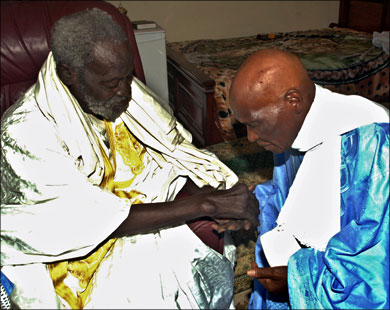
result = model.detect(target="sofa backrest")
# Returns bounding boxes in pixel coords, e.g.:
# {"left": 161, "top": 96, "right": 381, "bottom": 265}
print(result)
{"left": 0, "top": 0, "right": 145, "bottom": 117}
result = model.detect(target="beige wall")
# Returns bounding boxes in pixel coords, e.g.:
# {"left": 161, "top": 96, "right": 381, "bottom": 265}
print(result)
{"left": 107, "top": 1, "right": 340, "bottom": 43}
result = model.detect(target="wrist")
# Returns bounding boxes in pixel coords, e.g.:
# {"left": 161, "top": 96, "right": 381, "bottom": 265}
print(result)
{"left": 198, "top": 195, "right": 216, "bottom": 218}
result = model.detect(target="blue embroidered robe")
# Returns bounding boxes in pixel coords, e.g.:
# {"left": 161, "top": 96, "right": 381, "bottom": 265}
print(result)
{"left": 249, "top": 122, "right": 389, "bottom": 309}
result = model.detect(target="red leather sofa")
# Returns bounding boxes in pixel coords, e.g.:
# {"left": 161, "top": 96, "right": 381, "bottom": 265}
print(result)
{"left": 0, "top": 0, "right": 145, "bottom": 117}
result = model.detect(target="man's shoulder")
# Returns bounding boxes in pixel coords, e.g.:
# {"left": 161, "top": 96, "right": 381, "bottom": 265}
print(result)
{"left": 340, "top": 122, "right": 389, "bottom": 160}
{"left": 1, "top": 94, "right": 58, "bottom": 148}
{"left": 342, "top": 122, "right": 389, "bottom": 140}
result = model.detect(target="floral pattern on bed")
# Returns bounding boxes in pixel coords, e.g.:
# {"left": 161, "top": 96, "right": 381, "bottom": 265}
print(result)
{"left": 168, "top": 28, "right": 389, "bottom": 141}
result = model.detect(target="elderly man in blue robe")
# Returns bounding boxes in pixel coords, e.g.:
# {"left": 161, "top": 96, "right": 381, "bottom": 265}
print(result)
{"left": 228, "top": 48, "right": 389, "bottom": 309}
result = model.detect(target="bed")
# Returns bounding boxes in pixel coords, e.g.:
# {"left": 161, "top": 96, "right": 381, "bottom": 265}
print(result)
{"left": 167, "top": 0, "right": 390, "bottom": 147}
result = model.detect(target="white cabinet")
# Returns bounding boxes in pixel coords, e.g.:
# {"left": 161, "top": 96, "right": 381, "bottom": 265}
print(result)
{"left": 134, "top": 24, "right": 169, "bottom": 111}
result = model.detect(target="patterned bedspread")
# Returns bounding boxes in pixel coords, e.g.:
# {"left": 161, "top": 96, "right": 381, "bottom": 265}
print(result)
{"left": 168, "top": 28, "right": 390, "bottom": 141}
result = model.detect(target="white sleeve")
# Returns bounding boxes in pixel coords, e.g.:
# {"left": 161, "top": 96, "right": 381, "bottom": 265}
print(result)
{"left": 1, "top": 109, "right": 131, "bottom": 265}
{"left": 260, "top": 228, "right": 301, "bottom": 267}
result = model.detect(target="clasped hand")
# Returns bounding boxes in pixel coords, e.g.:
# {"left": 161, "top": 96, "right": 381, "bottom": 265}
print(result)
{"left": 210, "top": 184, "right": 259, "bottom": 232}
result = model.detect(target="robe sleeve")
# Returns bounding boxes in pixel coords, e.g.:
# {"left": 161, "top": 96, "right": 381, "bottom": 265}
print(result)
{"left": 254, "top": 149, "right": 305, "bottom": 238}
{"left": 1, "top": 106, "right": 131, "bottom": 265}
{"left": 287, "top": 123, "right": 389, "bottom": 309}
{"left": 249, "top": 149, "right": 304, "bottom": 310}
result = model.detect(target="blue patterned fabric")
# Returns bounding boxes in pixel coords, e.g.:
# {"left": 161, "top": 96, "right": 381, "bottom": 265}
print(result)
{"left": 0, "top": 271, "right": 13, "bottom": 309}
{"left": 249, "top": 149, "right": 305, "bottom": 309}
{"left": 0, "top": 272, "right": 13, "bottom": 295}
{"left": 249, "top": 123, "right": 389, "bottom": 309}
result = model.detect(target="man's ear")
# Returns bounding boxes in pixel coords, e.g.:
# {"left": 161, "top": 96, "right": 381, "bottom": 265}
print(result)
{"left": 284, "top": 89, "right": 303, "bottom": 114}
{"left": 57, "top": 63, "right": 78, "bottom": 86}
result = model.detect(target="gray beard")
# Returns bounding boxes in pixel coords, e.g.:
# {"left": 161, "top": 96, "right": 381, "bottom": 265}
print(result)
{"left": 80, "top": 84, "right": 128, "bottom": 122}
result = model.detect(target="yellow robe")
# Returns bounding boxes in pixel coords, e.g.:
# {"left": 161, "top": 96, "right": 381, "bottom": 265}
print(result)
{"left": 48, "top": 120, "right": 148, "bottom": 309}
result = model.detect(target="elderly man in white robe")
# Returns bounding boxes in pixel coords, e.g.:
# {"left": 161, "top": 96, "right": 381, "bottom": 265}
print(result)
{"left": 0, "top": 8, "right": 259, "bottom": 309}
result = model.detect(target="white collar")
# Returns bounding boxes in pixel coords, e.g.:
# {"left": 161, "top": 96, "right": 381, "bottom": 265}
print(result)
{"left": 292, "top": 84, "right": 389, "bottom": 152}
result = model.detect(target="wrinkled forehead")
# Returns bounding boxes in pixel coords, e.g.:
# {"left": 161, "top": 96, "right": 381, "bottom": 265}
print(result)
{"left": 233, "top": 99, "right": 281, "bottom": 125}
{"left": 87, "top": 40, "right": 134, "bottom": 75}
{"left": 92, "top": 40, "right": 133, "bottom": 65}
{"left": 231, "top": 87, "right": 284, "bottom": 128}
{"left": 250, "top": 103, "right": 282, "bottom": 121}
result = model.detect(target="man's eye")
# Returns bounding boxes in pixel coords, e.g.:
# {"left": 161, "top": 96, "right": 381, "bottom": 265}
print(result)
{"left": 104, "top": 81, "right": 119, "bottom": 89}
{"left": 104, "top": 74, "right": 133, "bottom": 88}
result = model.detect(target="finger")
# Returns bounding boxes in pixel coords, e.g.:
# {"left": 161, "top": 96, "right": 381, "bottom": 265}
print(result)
{"left": 247, "top": 266, "right": 266, "bottom": 278}
{"left": 214, "top": 224, "right": 226, "bottom": 233}
{"left": 212, "top": 219, "right": 232, "bottom": 231}
{"left": 247, "top": 266, "right": 275, "bottom": 279}
{"left": 228, "top": 219, "right": 252, "bottom": 231}
{"left": 211, "top": 223, "right": 227, "bottom": 233}
{"left": 217, "top": 227, "right": 226, "bottom": 233}
{"left": 211, "top": 223, "right": 219, "bottom": 231}
{"left": 229, "top": 220, "right": 250, "bottom": 231}
{"left": 214, "top": 219, "right": 230, "bottom": 224}
{"left": 214, "top": 219, "right": 244, "bottom": 229}
{"left": 253, "top": 266, "right": 287, "bottom": 280}
{"left": 226, "top": 223, "right": 240, "bottom": 231}
{"left": 223, "top": 222, "right": 240, "bottom": 231}
{"left": 248, "top": 184, "right": 256, "bottom": 192}
{"left": 247, "top": 268, "right": 259, "bottom": 278}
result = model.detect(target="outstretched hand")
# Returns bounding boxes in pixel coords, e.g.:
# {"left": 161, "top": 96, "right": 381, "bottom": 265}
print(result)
{"left": 247, "top": 262, "right": 288, "bottom": 296}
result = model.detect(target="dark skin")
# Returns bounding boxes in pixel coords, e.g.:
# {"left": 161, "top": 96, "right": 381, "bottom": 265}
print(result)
{"left": 248, "top": 262, "right": 288, "bottom": 296}
{"left": 229, "top": 49, "right": 316, "bottom": 296}
{"left": 57, "top": 39, "right": 259, "bottom": 237}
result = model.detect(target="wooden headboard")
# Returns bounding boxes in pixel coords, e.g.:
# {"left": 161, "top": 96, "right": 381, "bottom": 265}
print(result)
{"left": 338, "top": 0, "right": 389, "bottom": 32}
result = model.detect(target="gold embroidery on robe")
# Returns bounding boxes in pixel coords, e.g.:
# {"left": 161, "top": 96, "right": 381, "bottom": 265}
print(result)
{"left": 48, "top": 121, "right": 145, "bottom": 309}
{"left": 114, "top": 122, "right": 145, "bottom": 175}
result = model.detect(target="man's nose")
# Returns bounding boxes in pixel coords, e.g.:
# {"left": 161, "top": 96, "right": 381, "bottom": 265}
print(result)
{"left": 116, "top": 79, "right": 131, "bottom": 98}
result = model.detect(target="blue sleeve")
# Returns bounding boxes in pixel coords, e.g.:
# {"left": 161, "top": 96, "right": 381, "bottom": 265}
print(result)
{"left": 287, "top": 123, "right": 389, "bottom": 309}
{"left": 254, "top": 149, "right": 305, "bottom": 237}
{"left": 249, "top": 149, "right": 304, "bottom": 309}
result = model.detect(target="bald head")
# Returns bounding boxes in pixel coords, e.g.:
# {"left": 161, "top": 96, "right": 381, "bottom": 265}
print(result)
{"left": 230, "top": 49, "right": 315, "bottom": 153}
{"left": 231, "top": 49, "right": 313, "bottom": 107}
